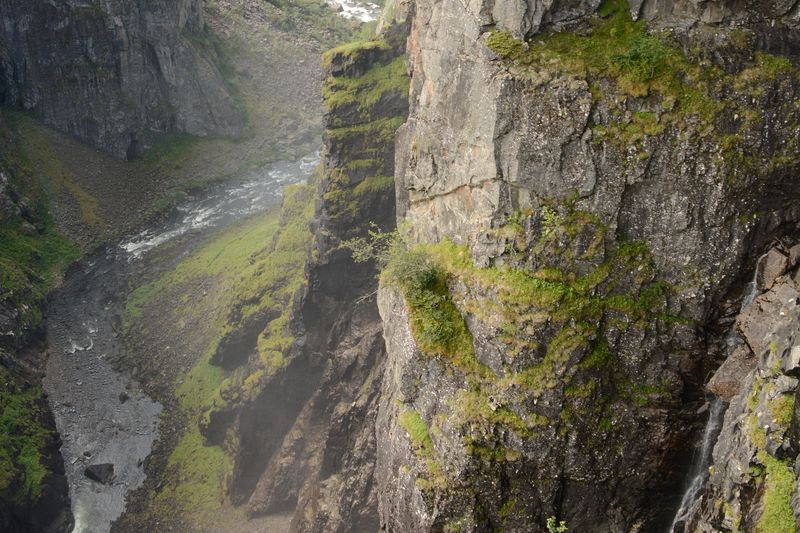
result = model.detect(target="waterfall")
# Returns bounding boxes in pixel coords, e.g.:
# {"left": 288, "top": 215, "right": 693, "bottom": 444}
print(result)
{"left": 741, "top": 250, "right": 770, "bottom": 308}
{"left": 669, "top": 399, "right": 727, "bottom": 532}
{"left": 668, "top": 250, "right": 770, "bottom": 531}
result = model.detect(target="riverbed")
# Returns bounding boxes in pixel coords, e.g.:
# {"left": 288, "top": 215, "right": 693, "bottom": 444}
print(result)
{"left": 43, "top": 153, "right": 318, "bottom": 533}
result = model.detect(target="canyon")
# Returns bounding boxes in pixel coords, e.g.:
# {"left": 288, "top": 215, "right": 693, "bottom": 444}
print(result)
{"left": 2, "top": 0, "right": 800, "bottom": 532}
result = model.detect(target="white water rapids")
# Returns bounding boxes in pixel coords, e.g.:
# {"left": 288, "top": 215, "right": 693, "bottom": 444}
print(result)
{"left": 326, "top": 0, "right": 381, "bottom": 22}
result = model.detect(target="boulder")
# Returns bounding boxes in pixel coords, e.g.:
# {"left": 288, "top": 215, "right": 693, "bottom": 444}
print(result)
{"left": 84, "top": 463, "right": 114, "bottom": 485}
{"left": 758, "top": 248, "right": 790, "bottom": 291}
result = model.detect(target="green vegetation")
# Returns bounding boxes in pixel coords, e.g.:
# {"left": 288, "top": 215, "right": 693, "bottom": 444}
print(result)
{"left": 547, "top": 516, "right": 569, "bottom": 533}
{"left": 747, "top": 401, "right": 797, "bottom": 533}
{"left": 485, "top": 0, "right": 800, "bottom": 175}
{"left": 323, "top": 56, "right": 408, "bottom": 115}
{"left": 0, "top": 221, "right": 79, "bottom": 334}
{"left": 485, "top": 2, "right": 721, "bottom": 118}
{"left": 398, "top": 409, "right": 447, "bottom": 490}
{"left": 756, "top": 451, "right": 796, "bottom": 533}
{"left": 123, "top": 183, "right": 315, "bottom": 520}
{"left": 0, "top": 110, "right": 79, "bottom": 521}
{"left": 5, "top": 111, "right": 103, "bottom": 228}
{"left": 385, "top": 246, "right": 488, "bottom": 377}
{"left": 769, "top": 394, "right": 795, "bottom": 428}
{"left": 348, "top": 201, "right": 675, "bottom": 466}
{"left": 320, "top": 38, "right": 408, "bottom": 237}
{"left": 322, "top": 38, "right": 390, "bottom": 68}
{"left": 0, "top": 113, "right": 80, "bottom": 334}
{"left": 0, "top": 366, "right": 53, "bottom": 506}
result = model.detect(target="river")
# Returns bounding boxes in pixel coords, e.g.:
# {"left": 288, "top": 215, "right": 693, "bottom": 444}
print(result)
{"left": 42, "top": 153, "right": 318, "bottom": 533}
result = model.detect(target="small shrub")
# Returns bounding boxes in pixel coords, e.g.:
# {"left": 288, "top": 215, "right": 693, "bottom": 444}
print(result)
{"left": 342, "top": 222, "right": 399, "bottom": 266}
{"left": 611, "top": 33, "right": 671, "bottom": 82}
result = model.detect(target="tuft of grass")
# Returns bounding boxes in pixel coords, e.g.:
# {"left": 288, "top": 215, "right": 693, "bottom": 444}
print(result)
{"left": 398, "top": 409, "right": 447, "bottom": 490}
{"left": 486, "top": 31, "right": 525, "bottom": 59}
{"left": 611, "top": 33, "right": 672, "bottom": 82}
{"left": 769, "top": 394, "right": 795, "bottom": 428}
{"left": 757, "top": 452, "right": 797, "bottom": 533}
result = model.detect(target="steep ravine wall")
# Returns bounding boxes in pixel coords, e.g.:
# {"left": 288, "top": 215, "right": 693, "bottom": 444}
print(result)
{"left": 0, "top": 115, "right": 74, "bottom": 532}
{"left": 692, "top": 245, "right": 800, "bottom": 532}
{"left": 372, "top": 0, "right": 800, "bottom": 531}
{"left": 188, "top": 22, "right": 409, "bottom": 532}
{"left": 0, "top": 0, "right": 243, "bottom": 159}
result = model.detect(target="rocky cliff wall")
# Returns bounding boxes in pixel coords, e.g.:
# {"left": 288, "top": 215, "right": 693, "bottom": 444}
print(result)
{"left": 691, "top": 245, "right": 800, "bottom": 532}
{"left": 0, "top": 115, "right": 73, "bottom": 533}
{"left": 0, "top": 0, "right": 243, "bottom": 159}
{"left": 186, "top": 22, "right": 409, "bottom": 532}
{"left": 374, "top": 0, "right": 800, "bottom": 530}
{"left": 246, "top": 27, "right": 409, "bottom": 532}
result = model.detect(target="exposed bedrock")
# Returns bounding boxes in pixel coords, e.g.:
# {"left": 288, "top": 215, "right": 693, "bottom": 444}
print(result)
{"left": 373, "top": 0, "right": 800, "bottom": 530}
{"left": 0, "top": 0, "right": 243, "bottom": 158}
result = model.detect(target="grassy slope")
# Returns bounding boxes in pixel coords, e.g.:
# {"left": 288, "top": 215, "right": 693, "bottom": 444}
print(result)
{"left": 118, "top": 182, "right": 315, "bottom": 529}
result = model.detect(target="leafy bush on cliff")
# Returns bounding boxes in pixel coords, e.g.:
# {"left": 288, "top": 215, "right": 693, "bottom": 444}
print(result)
{"left": 611, "top": 33, "right": 671, "bottom": 81}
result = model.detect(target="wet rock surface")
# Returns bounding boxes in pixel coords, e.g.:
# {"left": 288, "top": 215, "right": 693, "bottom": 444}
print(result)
{"left": 85, "top": 464, "right": 115, "bottom": 485}
{"left": 44, "top": 245, "right": 163, "bottom": 533}
{"left": 690, "top": 247, "right": 800, "bottom": 531}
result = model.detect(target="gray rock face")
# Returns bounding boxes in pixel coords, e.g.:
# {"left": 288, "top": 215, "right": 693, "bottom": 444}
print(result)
{"left": 375, "top": 0, "right": 800, "bottom": 530}
{"left": 449, "top": 0, "right": 800, "bottom": 38}
{"left": 691, "top": 254, "right": 800, "bottom": 531}
{"left": 192, "top": 23, "right": 409, "bottom": 532}
{"left": 0, "top": 0, "right": 243, "bottom": 158}
{"left": 84, "top": 463, "right": 115, "bottom": 485}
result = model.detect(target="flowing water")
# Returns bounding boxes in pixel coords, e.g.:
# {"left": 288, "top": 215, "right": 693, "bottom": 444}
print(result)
{"left": 43, "top": 153, "right": 318, "bottom": 533}
{"left": 669, "top": 250, "right": 770, "bottom": 531}
{"left": 669, "top": 399, "right": 727, "bottom": 532}
{"left": 326, "top": 0, "right": 381, "bottom": 22}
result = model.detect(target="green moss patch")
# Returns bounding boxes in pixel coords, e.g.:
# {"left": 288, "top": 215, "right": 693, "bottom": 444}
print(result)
{"left": 757, "top": 452, "right": 797, "bottom": 533}
{"left": 747, "top": 408, "right": 797, "bottom": 533}
{"left": 486, "top": 1, "right": 800, "bottom": 176}
{"left": 0, "top": 366, "right": 53, "bottom": 505}
{"left": 398, "top": 409, "right": 447, "bottom": 490}
{"left": 357, "top": 201, "right": 675, "bottom": 466}
{"left": 320, "top": 38, "right": 408, "bottom": 238}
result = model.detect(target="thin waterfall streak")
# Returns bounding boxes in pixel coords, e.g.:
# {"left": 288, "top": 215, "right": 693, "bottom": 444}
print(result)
{"left": 669, "top": 399, "right": 727, "bottom": 532}
{"left": 668, "top": 250, "right": 763, "bottom": 531}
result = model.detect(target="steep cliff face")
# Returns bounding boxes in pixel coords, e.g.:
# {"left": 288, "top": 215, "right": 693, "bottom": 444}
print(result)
{"left": 179, "top": 22, "right": 409, "bottom": 532}
{"left": 691, "top": 245, "right": 800, "bottom": 532}
{"left": 374, "top": 0, "right": 800, "bottom": 530}
{"left": 0, "top": 0, "right": 243, "bottom": 158}
{"left": 0, "top": 115, "right": 74, "bottom": 533}
{"left": 241, "top": 28, "right": 409, "bottom": 532}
